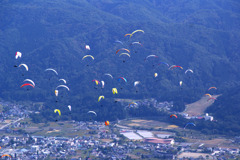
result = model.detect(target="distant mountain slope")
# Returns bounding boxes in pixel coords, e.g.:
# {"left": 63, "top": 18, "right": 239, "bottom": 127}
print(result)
{"left": 0, "top": 0, "right": 240, "bottom": 129}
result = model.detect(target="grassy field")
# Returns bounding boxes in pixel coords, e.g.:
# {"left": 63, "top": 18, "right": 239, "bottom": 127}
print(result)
{"left": 12, "top": 120, "right": 91, "bottom": 137}
{"left": 178, "top": 152, "right": 212, "bottom": 159}
{"left": 120, "top": 119, "right": 180, "bottom": 131}
{"left": 183, "top": 94, "right": 222, "bottom": 116}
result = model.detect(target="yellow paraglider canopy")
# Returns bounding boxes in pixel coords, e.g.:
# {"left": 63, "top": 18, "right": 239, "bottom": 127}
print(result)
{"left": 112, "top": 88, "right": 118, "bottom": 94}
{"left": 98, "top": 96, "right": 105, "bottom": 102}
{"left": 54, "top": 109, "right": 61, "bottom": 116}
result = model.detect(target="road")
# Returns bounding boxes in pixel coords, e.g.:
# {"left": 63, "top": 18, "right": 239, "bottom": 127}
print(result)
{"left": 0, "top": 117, "right": 24, "bottom": 129}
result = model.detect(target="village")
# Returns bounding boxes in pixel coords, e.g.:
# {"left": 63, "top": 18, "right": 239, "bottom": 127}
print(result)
{"left": 0, "top": 100, "right": 239, "bottom": 159}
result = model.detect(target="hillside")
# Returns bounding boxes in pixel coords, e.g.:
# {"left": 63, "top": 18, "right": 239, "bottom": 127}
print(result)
{"left": 183, "top": 94, "right": 221, "bottom": 116}
{"left": 0, "top": 0, "right": 240, "bottom": 134}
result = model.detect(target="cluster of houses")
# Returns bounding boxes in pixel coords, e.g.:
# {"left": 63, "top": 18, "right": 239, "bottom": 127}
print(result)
{"left": 115, "top": 98, "right": 173, "bottom": 111}
{"left": 0, "top": 131, "right": 239, "bottom": 159}
{"left": 0, "top": 100, "right": 239, "bottom": 159}
{"left": 0, "top": 101, "right": 28, "bottom": 121}
{"left": 180, "top": 112, "right": 214, "bottom": 121}
{"left": 0, "top": 134, "right": 178, "bottom": 159}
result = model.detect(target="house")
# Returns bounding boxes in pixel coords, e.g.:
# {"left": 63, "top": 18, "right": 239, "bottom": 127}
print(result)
{"left": 204, "top": 113, "right": 214, "bottom": 121}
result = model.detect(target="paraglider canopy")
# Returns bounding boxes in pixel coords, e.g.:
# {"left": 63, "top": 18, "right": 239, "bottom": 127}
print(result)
{"left": 134, "top": 81, "right": 140, "bottom": 87}
{"left": 15, "top": 51, "right": 22, "bottom": 59}
{"left": 170, "top": 114, "right": 177, "bottom": 118}
{"left": 23, "top": 79, "right": 35, "bottom": 87}
{"left": 21, "top": 83, "right": 34, "bottom": 88}
{"left": 208, "top": 87, "right": 217, "bottom": 91}
{"left": 112, "top": 88, "right": 118, "bottom": 94}
{"left": 1, "top": 154, "right": 12, "bottom": 158}
{"left": 45, "top": 68, "right": 58, "bottom": 75}
{"left": 184, "top": 122, "right": 196, "bottom": 129}
{"left": 105, "top": 121, "right": 109, "bottom": 126}
{"left": 118, "top": 77, "right": 127, "bottom": 83}
{"left": 185, "top": 69, "right": 193, "bottom": 74}
{"left": 130, "top": 29, "right": 144, "bottom": 38}
{"left": 105, "top": 73, "right": 113, "bottom": 79}
{"left": 56, "top": 85, "right": 70, "bottom": 91}
{"left": 98, "top": 96, "right": 105, "bottom": 102}
{"left": 54, "top": 109, "right": 61, "bottom": 116}
{"left": 19, "top": 63, "right": 29, "bottom": 71}
{"left": 116, "top": 48, "right": 130, "bottom": 54}
{"left": 59, "top": 79, "right": 67, "bottom": 84}
{"left": 82, "top": 55, "right": 94, "bottom": 60}
{"left": 55, "top": 90, "right": 59, "bottom": 96}
{"left": 85, "top": 45, "right": 90, "bottom": 50}
{"left": 88, "top": 111, "right": 97, "bottom": 116}
{"left": 208, "top": 97, "right": 217, "bottom": 101}
{"left": 68, "top": 105, "right": 71, "bottom": 111}
{"left": 179, "top": 81, "right": 183, "bottom": 86}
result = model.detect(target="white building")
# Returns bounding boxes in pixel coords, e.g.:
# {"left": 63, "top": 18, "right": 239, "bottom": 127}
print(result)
{"left": 204, "top": 113, "right": 214, "bottom": 121}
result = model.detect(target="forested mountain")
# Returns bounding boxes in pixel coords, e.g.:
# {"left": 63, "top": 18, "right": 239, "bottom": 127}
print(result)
{"left": 0, "top": 0, "right": 240, "bottom": 134}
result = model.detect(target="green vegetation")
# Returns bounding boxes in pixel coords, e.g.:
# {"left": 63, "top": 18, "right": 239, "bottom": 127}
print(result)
{"left": 0, "top": 0, "right": 240, "bottom": 136}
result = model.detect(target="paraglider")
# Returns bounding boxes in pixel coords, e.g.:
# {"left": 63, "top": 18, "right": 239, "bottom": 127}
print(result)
{"left": 119, "top": 53, "right": 130, "bottom": 62}
{"left": 23, "top": 79, "right": 35, "bottom": 87}
{"left": 92, "top": 79, "right": 100, "bottom": 85}
{"left": 185, "top": 69, "right": 194, "bottom": 74}
{"left": 208, "top": 97, "right": 217, "bottom": 101}
{"left": 1, "top": 154, "right": 12, "bottom": 158}
{"left": 19, "top": 63, "right": 29, "bottom": 71}
{"left": 208, "top": 87, "right": 217, "bottom": 91}
{"left": 124, "top": 33, "right": 132, "bottom": 37}
{"left": 104, "top": 73, "right": 113, "bottom": 79}
{"left": 205, "top": 94, "right": 212, "bottom": 97}
{"left": 55, "top": 90, "right": 59, "bottom": 96}
{"left": 116, "top": 48, "right": 130, "bottom": 54}
{"left": 15, "top": 51, "right": 22, "bottom": 59}
{"left": 179, "top": 81, "right": 183, "bottom": 86}
{"left": 118, "top": 77, "right": 127, "bottom": 83}
{"left": 169, "top": 65, "right": 183, "bottom": 70}
{"left": 59, "top": 79, "right": 67, "bottom": 84}
{"left": 184, "top": 122, "right": 196, "bottom": 129}
{"left": 21, "top": 83, "right": 34, "bottom": 88}
{"left": 68, "top": 105, "right": 71, "bottom": 111}
{"left": 112, "top": 88, "right": 118, "bottom": 94}
{"left": 115, "top": 40, "right": 123, "bottom": 45}
{"left": 129, "top": 102, "right": 137, "bottom": 107}
{"left": 101, "top": 81, "right": 105, "bottom": 88}
{"left": 56, "top": 85, "right": 70, "bottom": 91}
{"left": 130, "top": 29, "right": 144, "bottom": 38}
{"left": 131, "top": 42, "right": 143, "bottom": 46}
{"left": 145, "top": 55, "right": 158, "bottom": 61}
{"left": 134, "top": 81, "right": 140, "bottom": 87}
{"left": 88, "top": 111, "right": 97, "bottom": 116}
{"left": 158, "top": 62, "right": 169, "bottom": 67}
{"left": 98, "top": 96, "right": 105, "bottom": 102}
{"left": 45, "top": 68, "right": 58, "bottom": 75}
{"left": 85, "top": 45, "right": 90, "bottom": 50}
{"left": 170, "top": 114, "right": 177, "bottom": 118}
{"left": 105, "top": 121, "right": 109, "bottom": 126}
{"left": 54, "top": 109, "right": 61, "bottom": 116}
{"left": 119, "top": 53, "right": 131, "bottom": 58}
{"left": 82, "top": 55, "right": 94, "bottom": 60}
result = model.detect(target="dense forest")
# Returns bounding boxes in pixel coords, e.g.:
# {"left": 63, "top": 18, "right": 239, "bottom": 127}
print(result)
{"left": 0, "top": 0, "right": 240, "bottom": 135}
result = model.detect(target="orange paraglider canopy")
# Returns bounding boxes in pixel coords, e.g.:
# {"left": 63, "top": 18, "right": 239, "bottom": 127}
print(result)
{"left": 1, "top": 154, "right": 12, "bottom": 158}
{"left": 170, "top": 114, "right": 177, "bottom": 118}
{"left": 105, "top": 121, "right": 109, "bottom": 126}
